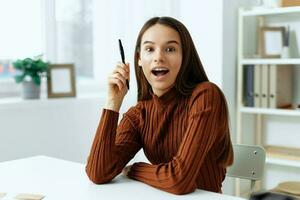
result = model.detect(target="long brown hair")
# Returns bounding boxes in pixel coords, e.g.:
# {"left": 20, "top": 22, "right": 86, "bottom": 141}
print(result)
{"left": 134, "top": 17, "right": 233, "bottom": 166}
{"left": 134, "top": 16, "right": 209, "bottom": 101}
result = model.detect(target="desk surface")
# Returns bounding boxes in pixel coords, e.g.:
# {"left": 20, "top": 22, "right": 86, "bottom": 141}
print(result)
{"left": 0, "top": 156, "right": 245, "bottom": 200}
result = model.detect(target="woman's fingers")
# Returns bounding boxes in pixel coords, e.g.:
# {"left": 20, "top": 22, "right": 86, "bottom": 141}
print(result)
{"left": 125, "top": 62, "right": 130, "bottom": 81}
{"left": 113, "top": 72, "right": 127, "bottom": 86}
{"left": 114, "top": 62, "right": 129, "bottom": 79}
{"left": 122, "top": 165, "right": 132, "bottom": 177}
{"left": 109, "top": 73, "right": 126, "bottom": 89}
{"left": 108, "top": 76, "right": 123, "bottom": 91}
{"left": 108, "top": 62, "right": 130, "bottom": 92}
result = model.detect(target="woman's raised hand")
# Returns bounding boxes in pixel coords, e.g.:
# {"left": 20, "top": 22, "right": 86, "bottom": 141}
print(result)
{"left": 105, "top": 62, "right": 130, "bottom": 112}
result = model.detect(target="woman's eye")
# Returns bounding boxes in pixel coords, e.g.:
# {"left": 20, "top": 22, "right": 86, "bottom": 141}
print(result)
{"left": 166, "top": 47, "right": 175, "bottom": 52}
{"left": 145, "top": 47, "right": 153, "bottom": 52}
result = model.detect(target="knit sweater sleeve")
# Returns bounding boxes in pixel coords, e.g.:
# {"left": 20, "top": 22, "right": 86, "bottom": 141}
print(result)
{"left": 127, "top": 83, "right": 226, "bottom": 195}
{"left": 85, "top": 105, "right": 142, "bottom": 184}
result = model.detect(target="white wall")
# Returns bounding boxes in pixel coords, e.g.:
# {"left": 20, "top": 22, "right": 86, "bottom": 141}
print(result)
{"left": 178, "top": 1, "right": 223, "bottom": 87}
{"left": 0, "top": 97, "right": 105, "bottom": 163}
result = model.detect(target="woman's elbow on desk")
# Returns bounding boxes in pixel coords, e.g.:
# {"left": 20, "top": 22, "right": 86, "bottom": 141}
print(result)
{"left": 161, "top": 173, "right": 197, "bottom": 195}
{"left": 166, "top": 186, "right": 196, "bottom": 195}
{"left": 87, "top": 175, "right": 112, "bottom": 184}
{"left": 85, "top": 167, "right": 116, "bottom": 184}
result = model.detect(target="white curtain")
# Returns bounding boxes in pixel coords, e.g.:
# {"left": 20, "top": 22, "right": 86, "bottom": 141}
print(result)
{"left": 47, "top": 0, "right": 94, "bottom": 78}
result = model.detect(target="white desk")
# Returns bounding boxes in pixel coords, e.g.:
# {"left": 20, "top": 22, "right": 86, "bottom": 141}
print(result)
{"left": 0, "top": 156, "right": 245, "bottom": 200}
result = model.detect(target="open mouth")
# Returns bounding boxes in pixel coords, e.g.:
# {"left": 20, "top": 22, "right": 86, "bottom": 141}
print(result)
{"left": 151, "top": 67, "right": 169, "bottom": 76}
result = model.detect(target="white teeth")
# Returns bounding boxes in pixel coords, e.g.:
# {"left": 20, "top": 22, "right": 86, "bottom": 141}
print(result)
{"left": 152, "top": 67, "right": 169, "bottom": 71}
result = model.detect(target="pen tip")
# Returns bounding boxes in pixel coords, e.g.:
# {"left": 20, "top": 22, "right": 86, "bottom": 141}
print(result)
{"left": 118, "top": 39, "right": 123, "bottom": 48}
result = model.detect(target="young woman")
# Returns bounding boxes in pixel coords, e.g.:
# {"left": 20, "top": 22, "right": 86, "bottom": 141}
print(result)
{"left": 86, "top": 16, "right": 233, "bottom": 195}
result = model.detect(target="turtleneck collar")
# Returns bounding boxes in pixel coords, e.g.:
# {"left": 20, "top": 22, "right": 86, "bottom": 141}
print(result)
{"left": 151, "top": 86, "right": 180, "bottom": 106}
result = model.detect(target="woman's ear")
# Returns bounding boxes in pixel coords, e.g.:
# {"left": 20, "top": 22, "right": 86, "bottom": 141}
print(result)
{"left": 137, "top": 52, "right": 142, "bottom": 67}
{"left": 138, "top": 55, "right": 143, "bottom": 67}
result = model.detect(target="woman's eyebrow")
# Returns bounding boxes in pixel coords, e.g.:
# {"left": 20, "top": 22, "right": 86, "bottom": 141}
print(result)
{"left": 142, "top": 41, "right": 154, "bottom": 45}
{"left": 142, "top": 40, "right": 180, "bottom": 45}
{"left": 166, "top": 40, "right": 180, "bottom": 45}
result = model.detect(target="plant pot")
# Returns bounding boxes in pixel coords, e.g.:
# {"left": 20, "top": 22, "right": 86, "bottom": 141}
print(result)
{"left": 22, "top": 80, "right": 40, "bottom": 99}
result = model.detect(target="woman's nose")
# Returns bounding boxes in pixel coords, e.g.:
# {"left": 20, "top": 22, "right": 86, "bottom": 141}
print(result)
{"left": 154, "top": 49, "right": 164, "bottom": 63}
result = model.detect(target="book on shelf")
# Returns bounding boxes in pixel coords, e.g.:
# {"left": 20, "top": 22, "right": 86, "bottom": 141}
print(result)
{"left": 243, "top": 64, "right": 262, "bottom": 107}
{"left": 269, "top": 65, "right": 293, "bottom": 108}
{"left": 243, "top": 64, "right": 293, "bottom": 109}
{"left": 261, "top": 64, "right": 269, "bottom": 108}
{"left": 244, "top": 65, "right": 254, "bottom": 107}
{"left": 266, "top": 145, "right": 300, "bottom": 161}
{"left": 254, "top": 65, "right": 262, "bottom": 107}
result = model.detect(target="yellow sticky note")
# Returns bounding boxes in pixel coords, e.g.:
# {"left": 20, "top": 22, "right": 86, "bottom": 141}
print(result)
{"left": 15, "top": 193, "right": 45, "bottom": 200}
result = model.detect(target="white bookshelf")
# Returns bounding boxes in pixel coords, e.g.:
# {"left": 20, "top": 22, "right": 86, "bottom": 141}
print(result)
{"left": 241, "top": 58, "right": 300, "bottom": 65}
{"left": 236, "top": 6, "right": 300, "bottom": 196}
{"left": 240, "top": 107, "right": 300, "bottom": 116}
{"left": 241, "top": 6, "right": 300, "bottom": 16}
{"left": 266, "top": 157, "right": 300, "bottom": 168}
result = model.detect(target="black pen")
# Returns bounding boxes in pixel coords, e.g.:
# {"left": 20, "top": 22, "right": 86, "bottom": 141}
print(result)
{"left": 118, "top": 39, "right": 129, "bottom": 90}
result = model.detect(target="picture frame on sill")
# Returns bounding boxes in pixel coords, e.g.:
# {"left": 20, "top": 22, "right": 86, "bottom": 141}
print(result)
{"left": 47, "top": 64, "right": 76, "bottom": 98}
{"left": 259, "top": 26, "right": 285, "bottom": 58}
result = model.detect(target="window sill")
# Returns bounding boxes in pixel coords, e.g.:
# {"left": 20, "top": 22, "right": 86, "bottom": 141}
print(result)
{"left": 0, "top": 77, "right": 106, "bottom": 99}
{"left": 0, "top": 92, "right": 106, "bottom": 110}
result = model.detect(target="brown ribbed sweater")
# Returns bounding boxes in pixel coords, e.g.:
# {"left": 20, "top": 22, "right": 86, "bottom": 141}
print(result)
{"left": 86, "top": 82, "right": 233, "bottom": 195}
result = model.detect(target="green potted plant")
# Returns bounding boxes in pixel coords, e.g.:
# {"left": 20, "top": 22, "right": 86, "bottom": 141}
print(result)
{"left": 13, "top": 57, "right": 49, "bottom": 99}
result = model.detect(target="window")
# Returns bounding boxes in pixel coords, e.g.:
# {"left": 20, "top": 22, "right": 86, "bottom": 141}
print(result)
{"left": 0, "top": 0, "right": 43, "bottom": 79}
{"left": 54, "top": 0, "right": 94, "bottom": 78}
{"left": 0, "top": 0, "right": 94, "bottom": 97}
{"left": 0, "top": 0, "right": 93, "bottom": 80}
